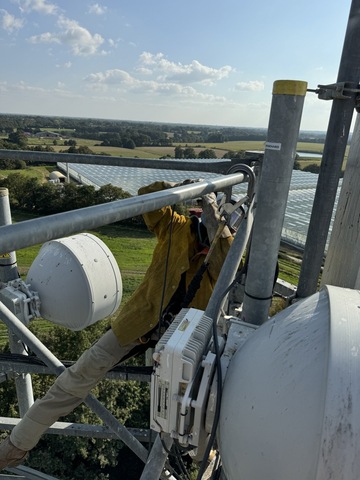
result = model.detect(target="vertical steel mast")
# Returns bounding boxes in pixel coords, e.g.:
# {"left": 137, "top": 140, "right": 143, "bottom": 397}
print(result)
{"left": 297, "top": 0, "right": 360, "bottom": 298}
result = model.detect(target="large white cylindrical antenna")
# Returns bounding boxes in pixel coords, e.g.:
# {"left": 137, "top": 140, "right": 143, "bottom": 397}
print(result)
{"left": 26, "top": 233, "right": 122, "bottom": 330}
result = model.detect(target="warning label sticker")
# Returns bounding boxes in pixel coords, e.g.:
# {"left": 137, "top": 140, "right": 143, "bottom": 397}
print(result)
{"left": 265, "top": 142, "right": 282, "bottom": 151}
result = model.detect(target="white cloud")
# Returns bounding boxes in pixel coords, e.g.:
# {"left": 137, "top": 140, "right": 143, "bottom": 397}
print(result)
{"left": 0, "top": 81, "right": 8, "bottom": 93}
{"left": 235, "top": 80, "right": 265, "bottom": 92}
{"left": 55, "top": 61, "right": 72, "bottom": 68}
{"left": 85, "top": 69, "right": 134, "bottom": 86}
{"left": 82, "top": 51, "right": 233, "bottom": 104}
{"left": 1, "top": 10, "right": 24, "bottom": 32}
{"left": 29, "top": 31, "right": 60, "bottom": 45}
{"left": 139, "top": 52, "right": 233, "bottom": 85}
{"left": 2, "top": 80, "right": 87, "bottom": 102}
{"left": 57, "top": 15, "right": 105, "bottom": 56}
{"left": 15, "top": 0, "right": 59, "bottom": 15}
{"left": 11, "top": 80, "right": 48, "bottom": 93}
{"left": 136, "top": 67, "right": 153, "bottom": 76}
{"left": 84, "top": 67, "right": 227, "bottom": 104}
{"left": 29, "top": 15, "right": 105, "bottom": 56}
{"left": 88, "top": 3, "right": 107, "bottom": 15}
{"left": 139, "top": 52, "right": 163, "bottom": 65}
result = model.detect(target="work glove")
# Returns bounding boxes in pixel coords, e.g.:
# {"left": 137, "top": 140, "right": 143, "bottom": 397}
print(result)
{"left": 201, "top": 193, "right": 232, "bottom": 242}
{"left": 162, "top": 178, "right": 203, "bottom": 189}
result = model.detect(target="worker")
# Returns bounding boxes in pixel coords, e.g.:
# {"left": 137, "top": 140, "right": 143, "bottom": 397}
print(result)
{"left": 0, "top": 179, "right": 234, "bottom": 470}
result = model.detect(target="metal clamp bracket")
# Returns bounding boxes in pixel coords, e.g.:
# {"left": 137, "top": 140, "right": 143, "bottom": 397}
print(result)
{"left": 0, "top": 279, "right": 41, "bottom": 324}
{"left": 308, "top": 82, "right": 360, "bottom": 101}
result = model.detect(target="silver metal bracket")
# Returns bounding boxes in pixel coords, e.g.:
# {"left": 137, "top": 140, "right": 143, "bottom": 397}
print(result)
{"left": 0, "top": 279, "right": 41, "bottom": 325}
{"left": 308, "top": 82, "right": 360, "bottom": 101}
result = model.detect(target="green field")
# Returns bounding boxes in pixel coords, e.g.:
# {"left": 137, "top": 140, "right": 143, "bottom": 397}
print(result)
{"left": 129, "top": 140, "right": 329, "bottom": 161}
{"left": 21, "top": 135, "right": 333, "bottom": 161}
{"left": 0, "top": 165, "right": 53, "bottom": 182}
{"left": 12, "top": 134, "right": 349, "bottom": 174}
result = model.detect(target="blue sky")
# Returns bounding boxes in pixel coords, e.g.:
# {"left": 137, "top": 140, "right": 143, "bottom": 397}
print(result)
{"left": 0, "top": 0, "right": 353, "bottom": 131}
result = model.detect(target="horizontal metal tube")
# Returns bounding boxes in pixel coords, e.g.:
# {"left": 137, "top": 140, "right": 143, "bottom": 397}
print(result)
{"left": 0, "top": 359, "right": 151, "bottom": 382}
{"left": 0, "top": 417, "right": 155, "bottom": 443}
{"left": 0, "top": 174, "right": 245, "bottom": 254}
{"left": 0, "top": 149, "right": 233, "bottom": 173}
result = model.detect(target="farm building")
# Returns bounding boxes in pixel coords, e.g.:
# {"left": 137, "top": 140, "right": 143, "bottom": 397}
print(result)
{"left": 48, "top": 170, "right": 66, "bottom": 183}
{"left": 35, "top": 131, "right": 62, "bottom": 139}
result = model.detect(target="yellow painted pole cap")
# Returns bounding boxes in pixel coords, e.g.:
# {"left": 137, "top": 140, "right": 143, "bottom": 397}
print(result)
{"left": 273, "top": 80, "right": 308, "bottom": 96}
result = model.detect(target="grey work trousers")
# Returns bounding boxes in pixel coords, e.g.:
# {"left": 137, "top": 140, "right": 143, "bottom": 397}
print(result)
{"left": 10, "top": 329, "right": 136, "bottom": 451}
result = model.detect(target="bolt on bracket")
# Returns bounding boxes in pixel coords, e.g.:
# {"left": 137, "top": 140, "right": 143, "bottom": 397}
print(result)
{"left": 307, "top": 82, "right": 360, "bottom": 101}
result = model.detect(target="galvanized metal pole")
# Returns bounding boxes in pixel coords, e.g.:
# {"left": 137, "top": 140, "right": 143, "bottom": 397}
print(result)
{"left": 139, "top": 434, "right": 174, "bottom": 480}
{"left": 0, "top": 189, "right": 18, "bottom": 283}
{"left": 297, "top": 0, "right": 360, "bottom": 298}
{"left": 0, "top": 188, "right": 34, "bottom": 415}
{"left": 321, "top": 112, "right": 360, "bottom": 288}
{"left": 205, "top": 203, "right": 255, "bottom": 320}
{"left": 241, "top": 80, "right": 307, "bottom": 326}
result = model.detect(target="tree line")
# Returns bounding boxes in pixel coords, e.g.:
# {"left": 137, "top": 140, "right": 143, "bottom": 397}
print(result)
{"left": 0, "top": 113, "right": 331, "bottom": 144}
{"left": 0, "top": 173, "right": 135, "bottom": 217}
{"left": 0, "top": 128, "right": 250, "bottom": 162}
{"left": 0, "top": 113, "right": 270, "bottom": 144}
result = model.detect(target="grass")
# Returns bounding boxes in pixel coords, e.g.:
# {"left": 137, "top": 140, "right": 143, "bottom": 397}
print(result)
{"left": 18, "top": 136, "right": 351, "bottom": 172}
{"left": 126, "top": 140, "right": 328, "bottom": 160}
{"left": 296, "top": 142, "right": 324, "bottom": 153}
{"left": 278, "top": 255, "right": 301, "bottom": 285}
{"left": 11, "top": 219, "right": 156, "bottom": 283}
{"left": 0, "top": 165, "right": 53, "bottom": 182}
{"left": 90, "top": 225, "right": 156, "bottom": 272}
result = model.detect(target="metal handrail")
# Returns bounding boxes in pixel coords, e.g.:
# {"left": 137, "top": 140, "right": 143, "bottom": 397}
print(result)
{"left": 0, "top": 173, "right": 247, "bottom": 254}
